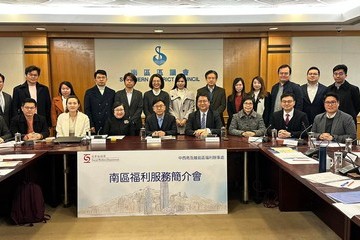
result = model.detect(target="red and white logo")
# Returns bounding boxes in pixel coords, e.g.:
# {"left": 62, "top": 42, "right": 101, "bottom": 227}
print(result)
{"left": 83, "top": 154, "right": 91, "bottom": 163}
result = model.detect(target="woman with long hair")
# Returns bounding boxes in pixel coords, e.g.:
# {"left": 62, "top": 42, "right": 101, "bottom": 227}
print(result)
{"left": 227, "top": 77, "right": 246, "bottom": 128}
{"left": 248, "top": 76, "right": 271, "bottom": 126}
{"left": 169, "top": 73, "right": 195, "bottom": 134}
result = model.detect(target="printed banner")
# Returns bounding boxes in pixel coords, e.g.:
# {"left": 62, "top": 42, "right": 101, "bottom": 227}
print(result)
{"left": 77, "top": 149, "right": 227, "bottom": 217}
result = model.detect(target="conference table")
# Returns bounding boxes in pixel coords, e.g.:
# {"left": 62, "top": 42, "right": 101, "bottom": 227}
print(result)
{"left": 0, "top": 136, "right": 359, "bottom": 239}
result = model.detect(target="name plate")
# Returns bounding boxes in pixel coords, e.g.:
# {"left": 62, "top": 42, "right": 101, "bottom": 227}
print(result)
{"left": 205, "top": 137, "right": 220, "bottom": 142}
{"left": 91, "top": 138, "right": 106, "bottom": 144}
{"left": 283, "top": 139, "right": 298, "bottom": 146}
{"left": 146, "top": 137, "right": 161, "bottom": 143}
{"left": 248, "top": 137, "right": 263, "bottom": 143}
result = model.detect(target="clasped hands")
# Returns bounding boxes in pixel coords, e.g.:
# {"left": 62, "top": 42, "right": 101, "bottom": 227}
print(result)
{"left": 152, "top": 131, "right": 166, "bottom": 137}
{"left": 277, "top": 129, "right": 291, "bottom": 138}
{"left": 319, "top": 133, "right": 333, "bottom": 141}
{"left": 23, "top": 132, "right": 42, "bottom": 140}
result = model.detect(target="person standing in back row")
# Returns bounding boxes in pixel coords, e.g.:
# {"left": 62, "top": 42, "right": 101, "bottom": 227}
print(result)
{"left": 327, "top": 64, "right": 360, "bottom": 125}
{"left": 197, "top": 70, "right": 226, "bottom": 125}
{"left": 12, "top": 65, "right": 51, "bottom": 127}
{"left": 84, "top": 70, "right": 115, "bottom": 135}
{"left": 0, "top": 73, "right": 12, "bottom": 128}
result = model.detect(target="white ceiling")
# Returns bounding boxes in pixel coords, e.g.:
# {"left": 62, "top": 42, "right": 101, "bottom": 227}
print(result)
{"left": 0, "top": 0, "right": 360, "bottom": 33}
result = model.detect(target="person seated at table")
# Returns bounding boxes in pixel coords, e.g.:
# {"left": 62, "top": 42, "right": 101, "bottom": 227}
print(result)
{"left": 0, "top": 115, "right": 12, "bottom": 143}
{"left": 228, "top": 97, "right": 266, "bottom": 137}
{"left": 269, "top": 93, "right": 309, "bottom": 139}
{"left": 10, "top": 98, "right": 49, "bottom": 140}
{"left": 311, "top": 92, "right": 356, "bottom": 143}
{"left": 56, "top": 95, "right": 90, "bottom": 137}
{"left": 145, "top": 99, "right": 177, "bottom": 137}
{"left": 185, "top": 94, "right": 222, "bottom": 137}
{"left": 103, "top": 102, "right": 133, "bottom": 136}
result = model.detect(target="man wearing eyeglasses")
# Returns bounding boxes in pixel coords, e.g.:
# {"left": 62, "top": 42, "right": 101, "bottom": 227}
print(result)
{"left": 312, "top": 92, "right": 356, "bottom": 143}
{"left": 145, "top": 99, "right": 176, "bottom": 137}
{"left": 12, "top": 65, "right": 51, "bottom": 127}
{"left": 300, "top": 66, "right": 327, "bottom": 125}
{"left": 327, "top": 64, "right": 360, "bottom": 125}
{"left": 10, "top": 98, "right": 49, "bottom": 141}
{"left": 269, "top": 93, "right": 309, "bottom": 139}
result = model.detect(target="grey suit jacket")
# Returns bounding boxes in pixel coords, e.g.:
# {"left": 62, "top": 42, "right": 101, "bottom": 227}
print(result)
{"left": 311, "top": 110, "right": 356, "bottom": 143}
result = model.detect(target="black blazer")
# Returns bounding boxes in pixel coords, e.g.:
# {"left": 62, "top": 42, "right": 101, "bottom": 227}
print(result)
{"left": 10, "top": 113, "right": 49, "bottom": 139}
{"left": 270, "top": 81, "right": 303, "bottom": 113}
{"left": 0, "top": 115, "right": 12, "bottom": 141}
{"left": 103, "top": 116, "right": 133, "bottom": 136}
{"left": 12, "top": 82, "right": 51, "bottom": 127}
{"left": 185, "top": 109, "right": 222, "bottom": 136}
{"left": 143, "top": 90, "right": 170, "bottom": 118}
{"left": 114, "top": 89, "right": 143, "bottom": 130}
{"left": 84, "top": 85, "right": 115, "bottom": 134}
{"left": 301, "top": 83, "right": 327, "bottom": 124}
{"left": 197, "top": 85, "right": 226, "bottom": 124}
{"left": 269, "top": 109, "right": 309, "bottom": 138}
{"left": 145, "top": 113, "right": 177, "bottom": 136}
{"left": 0, "top": 91, "right": 12, "bottom": 127}
{"left": 252, "top": 93, "right": 271, "bottom": 127}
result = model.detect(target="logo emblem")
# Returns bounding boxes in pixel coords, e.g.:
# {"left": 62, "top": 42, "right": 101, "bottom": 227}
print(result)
{"left": 153, "top": 46, "right": 167, "bottom": 66}
{"left": 83, "top": 154, "right": 91, "bottom": 163}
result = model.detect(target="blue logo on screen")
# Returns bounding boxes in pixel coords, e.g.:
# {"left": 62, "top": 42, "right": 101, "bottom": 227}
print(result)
{"left": 153, "top": 46, "right": 167, "bottom": 66}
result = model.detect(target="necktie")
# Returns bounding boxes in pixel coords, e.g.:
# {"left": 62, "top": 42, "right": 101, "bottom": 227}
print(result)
{"left": 285, "top": 114, "right": 290, "bottom": 125}
{"left": 158, "top": 118, "right": 163, "bottom": 128}
{"left": 201, "top": 113, "right": 206, "bottom": 129}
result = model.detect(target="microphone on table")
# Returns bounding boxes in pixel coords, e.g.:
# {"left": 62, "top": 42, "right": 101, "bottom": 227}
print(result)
{"left": 262, "top": 124, "right": 272, "bottom": 143}
{"left": 94, "top": 127, "right": 103, "bottom": 139}
{"left": 339, "top": 150, "right": 360, "bottom": 175}
{"left": 297, "top": 123, "right": 312, "bottom": 145}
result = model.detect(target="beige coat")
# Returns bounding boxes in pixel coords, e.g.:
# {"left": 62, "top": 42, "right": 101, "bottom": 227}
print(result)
{"left": 169, "top": 88, "right": 195, "bottom": 134}
{"left": 56, "top": 111, "right": 90, "bottom": 137}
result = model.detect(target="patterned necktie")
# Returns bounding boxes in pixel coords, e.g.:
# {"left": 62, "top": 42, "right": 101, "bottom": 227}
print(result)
{"left": 285, "top": 114, "right": 290, "bottom": 125}
{"left": 201, "top": 113, "right": 206, "bottom": 129}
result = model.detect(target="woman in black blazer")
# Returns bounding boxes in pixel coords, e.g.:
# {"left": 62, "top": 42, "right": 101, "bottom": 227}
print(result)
{"left": 248, "top": 76, "right": 271, "bottom": 127}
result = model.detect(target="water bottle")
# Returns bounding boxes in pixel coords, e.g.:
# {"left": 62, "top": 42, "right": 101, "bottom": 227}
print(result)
{"left": 140, "top": 127, "right": 146, "bottom": 141}
{"left": 271, "top": 129, "right": 277, "bottom": 144}
{"left": 319, "top": 144, "right": 327, "bottom": 173}
{"left": 333, "top": 151, "right": 343, "bottom": 173}
{"left": 14, "top": 132, "right": 22, "bottom": 147}
{"left": 345, "top": 138, "right": 353, "bottom": 152}
{"left": 220, "top": 126, "right": 227, "bottom": 140}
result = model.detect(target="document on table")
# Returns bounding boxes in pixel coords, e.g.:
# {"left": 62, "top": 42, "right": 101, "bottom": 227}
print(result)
{"left": 0, "top": 161, "right": 22, "bottom": 168}
{"left": 333, "top": 203, "right": 360, "bottom": 219}
{"left": 0, "top": 168, "right": 15, "bottom": 176}
{"left": 270, "top": 147, "right": 297, "bottom": 153}
{"left": 302, "top": 172, "right": 350, "bottom": 184}
{"left": 0, "top": 141, "right": 17, "bottom": 148}
{"left": 0, "top": 154, "right": 35, "bottom": 160}
{"left": 273, "top": 151, "right": 318, "bottom": 164}
{"left": 326, "top": 191, "right": 360, "bottom": 204}
{"left": 314, "top": 141, "right": 345, "bottom": 147}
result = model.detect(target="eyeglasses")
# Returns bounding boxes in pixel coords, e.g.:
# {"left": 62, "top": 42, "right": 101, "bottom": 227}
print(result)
{"left": 153, "top": 104, "right": 165, "bottom": 109}
{"left": 27, "top": 74, "right": 38, "bottom": 77}
{"left": 324, "top": 101, "right": 337, "bottom": 105}
{"left": 281, "top": 100, "right": 293, "bottom": 104}
{"left": 243, "top": 102, "right": 253, "bottom": 105}
{"left": 333, "top": 72, "right": 345, "bottom": 76}
{"left": 23, "top": 106, "right": 36, "bottom": 110}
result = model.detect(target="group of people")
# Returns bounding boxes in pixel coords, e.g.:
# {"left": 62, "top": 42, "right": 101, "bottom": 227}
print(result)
{"left": 0, "top": 63, "right": 358, "bottom": 143}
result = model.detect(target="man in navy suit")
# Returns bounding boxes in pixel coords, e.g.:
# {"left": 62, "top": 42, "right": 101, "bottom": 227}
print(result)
{"left": 270, "top": 93, "right": 309, "bottom": 139}
{"left": 114, "top": 72, "right": 143, "bottom": 135}
{"left": 301, "top": 66, "right": 327, "bottom": 124}
{"left": 0, "top": 73, "right": 12, "bottom": 127}
{"left": 185, "top": 94, "right": 222, "bottom": 137}
{"left": 196, "top": 70, "right": 226, "bottom": 125}
{"left": 145, "top": 99, "right": 176, "bottom": 137}
{"left": 84, "top": 70, "right": 115, "bottom": 135}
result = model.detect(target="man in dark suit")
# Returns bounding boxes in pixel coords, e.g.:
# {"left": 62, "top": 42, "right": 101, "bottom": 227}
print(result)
{"left": 114, "top": 72, "right": 143, "bottom": 135}
{"left": 327, "top": 64, "right": 360, "bottom": 125}
{"left": 12, "top": 65, "right": 51, "bottom": 127}
{"left": 84, "top": 69, "right": 115, "bottom": 135}
{"left": 10, "top": 98, "right": 49, "bottom": 140}
{"left": 185, "top": 94, "right": 222, "bottom": 137}
{"left": 312, "top": 92, "right": 356, "bottom": 143}
{"left": 270, "top": 64, "right": 303, "bottom": 113}
{"left": 145, "top": 99, "right": 177, "bottom": 136}
{"left": 196, "top": 70, "right": 226, "bottom": 125}
{"left": 0, "top": 73, "right": 12, "bottom": 127}
{"left": 301, "top": 66, "right": 327, "bottom": 125}
{"left": 270, "top": 93, "right": 309, "bottom": 139}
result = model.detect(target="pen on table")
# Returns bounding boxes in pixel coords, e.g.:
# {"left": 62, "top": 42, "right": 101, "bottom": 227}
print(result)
{"left": 347, "top": 181, "right": 354, "bottom": 187}
{"left": 340, "top": 181, "right": 349, "bottom": 187}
